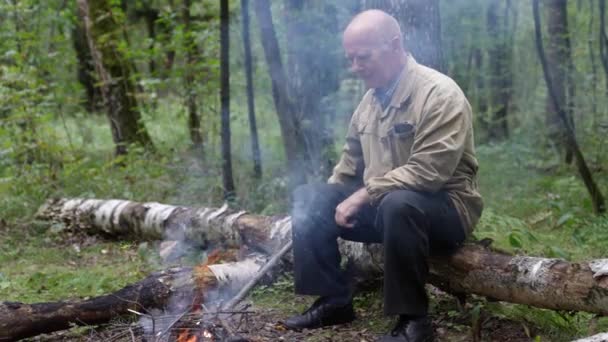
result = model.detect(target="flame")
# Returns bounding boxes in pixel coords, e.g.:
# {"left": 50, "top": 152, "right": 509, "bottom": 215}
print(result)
{"left": 203, "top": 329, "right": 214, "bottom": 340}
{"left": 175, "top": 249, "right": 232, "bottom": 341}
{"left": 176, "top": 328, "right": 214, "bottom": 342}
{"left": 206, "top": 249, "right": 225, "bottom": 265}
{"left": 193, "top": 249, "right": 238, "bottom": 296}
{"left": 177, "top": 330, "right": 198, "bottom": 342}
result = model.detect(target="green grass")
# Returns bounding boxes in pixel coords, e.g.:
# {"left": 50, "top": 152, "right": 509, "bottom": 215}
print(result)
{"left": 0, "top": 222, "right": 151, "bottom": 302}
{"left": 473, "top": 140, "right": 608, "bottom": 260}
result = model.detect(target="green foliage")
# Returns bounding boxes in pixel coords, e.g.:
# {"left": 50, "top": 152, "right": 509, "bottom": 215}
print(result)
{"left": 483, "top": 302, "right": 608, "bottom": 342}
{"left": 474, "top": 138, "right": 608, "bottom": 262}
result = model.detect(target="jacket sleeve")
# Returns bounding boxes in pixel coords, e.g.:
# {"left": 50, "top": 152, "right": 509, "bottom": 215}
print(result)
{"left": 366, "top": 88, "right": 471, "bottom": 201}
{"left": 328, "top": 112, "right": 365, "bottom": 187}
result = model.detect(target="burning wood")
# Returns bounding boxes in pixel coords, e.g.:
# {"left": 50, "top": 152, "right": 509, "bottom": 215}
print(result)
{"left": 0, "top": 254, "right": 262, "bottom": 341}
{"left": 175, "top": 325, "right": 226, "bottom": 342}
{"left": 178, "top": 329, "right": 198, "bottom": 342}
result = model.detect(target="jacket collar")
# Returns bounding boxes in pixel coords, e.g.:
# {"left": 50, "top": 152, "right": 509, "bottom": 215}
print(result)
{"left": 376, "top": 54, "right": 417, "bottom": 118}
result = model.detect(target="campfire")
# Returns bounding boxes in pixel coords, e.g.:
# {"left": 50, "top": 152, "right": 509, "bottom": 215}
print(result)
{"left": 133, "top": 249, "right": 254, "bottom": 342}
{"left": 175, "top": 322, "right": 228, "bottom": 342}
{"left": 0, "top": 201, "right": 300, "bottom": 342}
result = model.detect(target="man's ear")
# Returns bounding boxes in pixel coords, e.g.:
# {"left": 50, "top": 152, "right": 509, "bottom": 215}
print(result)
{"left": 389, "top": 35, "right": 401, "bottom": 52}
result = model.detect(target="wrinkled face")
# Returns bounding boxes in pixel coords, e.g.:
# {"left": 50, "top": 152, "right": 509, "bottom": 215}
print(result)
{"left": 343, "top": 34, "right": 394, "bottom": 89}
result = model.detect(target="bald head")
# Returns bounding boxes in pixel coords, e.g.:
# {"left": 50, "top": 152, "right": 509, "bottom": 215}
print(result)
{"left": 342, "top": 10, "right": 406, "bottom": 89}
{"left": 343, "top": 10, "right": 403, "bottom": 51}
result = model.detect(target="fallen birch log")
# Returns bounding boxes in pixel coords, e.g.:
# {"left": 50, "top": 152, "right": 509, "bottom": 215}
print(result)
{"left": 0, "top": 257, "right": 263, "bottom": 341}
{"left": 572, "top": 332, "right": 608, "bottom": 342}
{"left": 35, "top": 198, "right": 608, "bottom": 316}
{"left": 36, "top": 198, "right": 287, "bottom": 253}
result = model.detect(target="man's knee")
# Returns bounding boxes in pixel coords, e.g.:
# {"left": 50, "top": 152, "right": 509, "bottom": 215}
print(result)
{"left": 377, "top": 190, "right": 427, "bottom": 219}
{"left": 292, "top": 183, "right": 342, "bottom": 204}
{"left": 292, "top": 183, "right": 348, "bottom": 215}
{"left": 377, "top": 190, "right": 430, "bottom": 242}
{"left": 292, "top": 184, "right": 322, "bottom": 220}
{"left": 291, "top": 183, "right": 345, "bottom": 237}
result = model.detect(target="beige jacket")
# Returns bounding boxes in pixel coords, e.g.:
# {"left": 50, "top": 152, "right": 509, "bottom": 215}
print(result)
{"left": 328, "top": 56, "right": 483, "bottom": 234}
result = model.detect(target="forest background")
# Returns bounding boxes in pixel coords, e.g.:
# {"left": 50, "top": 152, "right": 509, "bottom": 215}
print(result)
{"left": 1, "top": 0, "right": 608, "bottom": 340}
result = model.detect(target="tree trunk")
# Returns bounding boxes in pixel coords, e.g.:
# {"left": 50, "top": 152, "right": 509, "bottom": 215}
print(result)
{"left": 220, "top": 0, "right": 235, "bottom": 199}
{"left": 183, "top": 0, "right": 204, "bottom": 152}
{"left": 77, "top": 0, "right": 154, "bottom": 155}
{"left": 533, "top": 0, "right": 606, "bottom": 214}
{"left": 600, "top": 0, "right": 608, "bottom": 98}
{"left": 253, "top": 0, "right": 307, "bottom": 189}
{"left": 486, "top": 0, "right": 513, "bottom": 141}
{"left": 156, "top": 5, "right": 176, "bottom": 79}
{"left": 37, "top": 197, "right": 608, "bottom": 315}
{"left": 241, "top": 0, "right": 262, "bottom": 179}
{"left": 588, "top": 0, "right": 598, "bottom": 130}
{"left": 0, "top": 259, "right": 262, "bottom": 341}
{"left": 284, "top": 0, "right": 339, "bottom": 180}
{"left": 71, "top": 22, "right": 102, "bottom": 113}
{"left": 364, "top": 0, "right": 445, "bottom": 72}
{"left": 132, "top": 3, "right": 160, "bottom": 76}
{"left": 542, "top": 0, "right": 575, "bottom": 163}
{"left": 471, "top": 48, "right": 489, "bottom": 138}
{"left": 143, "top": 8, "right": 158, "bottom": 76}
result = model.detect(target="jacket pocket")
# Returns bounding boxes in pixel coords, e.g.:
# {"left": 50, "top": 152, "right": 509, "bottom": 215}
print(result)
{"left": 388, "top": 122, "right": 416, "bottom": 167}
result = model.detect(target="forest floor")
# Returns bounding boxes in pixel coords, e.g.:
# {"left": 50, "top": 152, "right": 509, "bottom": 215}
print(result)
{"left": 1, "top": 218, "right": 599, "bottom": 342}
{"left": 2, "top": 115, "right": 608, "bottom": 341}
{"left": 15, "top": 223, "right": 535, "bottom": 342}
{"left": 27, "top": 303, "right": 532, "bottom": 342}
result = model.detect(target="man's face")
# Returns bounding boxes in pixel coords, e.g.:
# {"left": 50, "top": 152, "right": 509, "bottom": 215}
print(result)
{"left": 343, "top": 36, "right": 393, "bottom": 89}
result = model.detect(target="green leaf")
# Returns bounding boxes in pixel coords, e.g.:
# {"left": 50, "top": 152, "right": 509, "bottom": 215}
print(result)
{"left": 555, "top": 213, "right": 573, "bottom": 227}
{"left": 546, "top": 246, "right": 570, "bottom": 260}
{"left": 571, "top": 228, "right": 586, "bottom": 246}
{"left": 521, "top": 229, "right": 539, "bottom": 243}
{"left": 508, "top": 232, "right": 523, "bottom": 249}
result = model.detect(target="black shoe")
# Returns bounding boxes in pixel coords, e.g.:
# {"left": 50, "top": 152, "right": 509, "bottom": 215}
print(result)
{"left": 282, "top": 297, "right": 355, "bottom": 330}
{"left": 379, "top": 316, "right": 409, "bottom": 342}
{"left": 379, "top": 316, "right": 434, "bottom": 342}
{"left": 406, "top": 316, "right": 434, "bottom": 342}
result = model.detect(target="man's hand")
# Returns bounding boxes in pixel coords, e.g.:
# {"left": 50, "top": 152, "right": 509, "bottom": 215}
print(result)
{"left": 335, "top": 188, "right": 371, "bottom": 228}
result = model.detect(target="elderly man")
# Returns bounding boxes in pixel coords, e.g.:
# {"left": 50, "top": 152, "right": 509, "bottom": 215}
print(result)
{"left": 283, "top": 9, "right": 483, "bottom": 342}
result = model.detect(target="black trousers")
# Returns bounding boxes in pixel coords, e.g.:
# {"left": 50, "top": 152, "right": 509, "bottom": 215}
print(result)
{"left": 291, "top": 183, "right": 465, "bottom": 316}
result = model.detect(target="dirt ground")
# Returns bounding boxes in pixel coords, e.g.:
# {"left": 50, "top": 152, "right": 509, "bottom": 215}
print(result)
{"left": 29, "top": 303, "right": 533, "bottom": 342}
